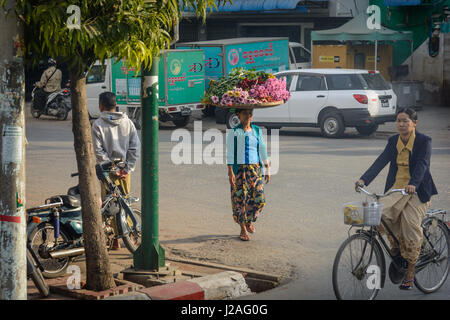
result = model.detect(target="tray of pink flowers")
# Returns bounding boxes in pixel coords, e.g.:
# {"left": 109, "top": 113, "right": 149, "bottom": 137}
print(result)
{"left": 202, "top": 68, "right": 290, "bottom": 109}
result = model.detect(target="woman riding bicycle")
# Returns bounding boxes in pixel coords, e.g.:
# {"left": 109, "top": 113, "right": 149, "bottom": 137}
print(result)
{"left": 356, "top": 107, "right": 438, "bottom": 290}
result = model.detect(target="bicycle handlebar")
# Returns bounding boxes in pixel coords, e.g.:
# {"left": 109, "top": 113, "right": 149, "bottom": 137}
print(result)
{"left": 71, "top": 159, "right": 125, "bottom": 179}
{"left": 356, "top": 184, "right": 409, "bottom": 198}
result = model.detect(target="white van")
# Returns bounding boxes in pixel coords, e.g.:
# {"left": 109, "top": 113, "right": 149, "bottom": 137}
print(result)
{"left": 247, "top": 69, "right": 398, "bottom": 138}
{"left": 289, "top": 42, "right": 312, "bottom": 70}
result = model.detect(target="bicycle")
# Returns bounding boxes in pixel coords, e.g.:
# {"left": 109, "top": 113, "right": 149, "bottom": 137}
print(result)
{"left": 332, "top": 185, "right": 450, "bottom": 300}
{"left": 26, "top": 160, "right": 142, "bottom": 278}
{"left": 96, "top": 160, "right": 142, "bottom": 252}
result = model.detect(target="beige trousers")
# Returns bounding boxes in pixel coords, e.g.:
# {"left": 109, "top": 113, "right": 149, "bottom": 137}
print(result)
{"left": 377, "top": 191, "right": 431, "bottom": 265}
{"left": 101, "top": 173, "right": 131, "bottom": 199}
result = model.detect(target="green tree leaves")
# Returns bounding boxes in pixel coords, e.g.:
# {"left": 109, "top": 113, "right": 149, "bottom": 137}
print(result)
{"left": 4, "top": 0, "right": 230, "bottom": 74}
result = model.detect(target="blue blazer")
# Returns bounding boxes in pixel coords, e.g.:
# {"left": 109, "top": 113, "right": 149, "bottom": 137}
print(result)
{"left": 360, "top": 130, "right": 437, "bottom": 203}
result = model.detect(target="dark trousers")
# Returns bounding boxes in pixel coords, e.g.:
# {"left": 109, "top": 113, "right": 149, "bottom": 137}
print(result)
{"left": 34, "top": 88, "right": 48, "bottom": 112}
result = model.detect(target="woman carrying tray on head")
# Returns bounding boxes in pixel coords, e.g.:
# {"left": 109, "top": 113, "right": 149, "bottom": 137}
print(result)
{"left": 356, "top": 107, "right": 438, "bottom": 290}
{"left": 226, "top": 108, "right": 270, "bottom": 241}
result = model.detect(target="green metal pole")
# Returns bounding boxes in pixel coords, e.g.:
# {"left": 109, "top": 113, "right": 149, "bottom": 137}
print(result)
{"left": 133, "top": 58, "right": 165, "bottom": 271}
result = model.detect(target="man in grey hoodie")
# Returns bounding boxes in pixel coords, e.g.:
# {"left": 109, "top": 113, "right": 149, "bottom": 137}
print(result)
{"left": 91, "top": 91, "right": 140, "bottom": 198}
{"left": 92, "top": 92, "right": 140, "bottom": 250}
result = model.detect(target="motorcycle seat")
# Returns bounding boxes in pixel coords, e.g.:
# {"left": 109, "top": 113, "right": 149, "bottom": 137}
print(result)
{"left": 51, "top": 195, "right": 80, "bottom": 209}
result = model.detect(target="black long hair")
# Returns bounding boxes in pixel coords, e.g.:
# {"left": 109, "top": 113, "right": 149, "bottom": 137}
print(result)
{"left": 396, "top": 107, "right": 418, "bottom": 122}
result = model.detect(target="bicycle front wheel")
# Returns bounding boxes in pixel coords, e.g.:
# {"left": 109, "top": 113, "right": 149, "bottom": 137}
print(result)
{"left": 332, "top": 233, "right": 384, "bottom": 300}
{"left": 414, "top": 218, "right": 450, "bottom": 293}
{"left": 122, "top": 208, "right": 142, "bottom": 253}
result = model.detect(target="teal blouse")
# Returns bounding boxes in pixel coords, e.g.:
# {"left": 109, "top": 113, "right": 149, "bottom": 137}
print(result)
{"left": 226, "top": 124, "right": 268, "bottom": 175}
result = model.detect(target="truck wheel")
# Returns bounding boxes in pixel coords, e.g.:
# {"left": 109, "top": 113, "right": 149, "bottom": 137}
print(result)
{"left": 202, "top": 106, "right": 215, "bottom": 117}
{"left": 173, "top": 116, "right": 190, "bottom": 128}
{"left": 320, "top": 112, "right": 345, "bottom": 138}
{"left": 226, "top": 112, "right": 241, "bottom": 129}
{"left": 356, "top": 124, "right": 378, "bottom": 136}
{"left": 215, "top": 107, "right": 228, "bottom": 124}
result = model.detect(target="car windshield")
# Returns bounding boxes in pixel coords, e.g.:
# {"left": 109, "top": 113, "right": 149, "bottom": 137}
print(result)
{"left": 86, "top": 65, "right": 106, "bottom": 84}
{"left": 361, "top": 73, "right": 391, "bottom": 90}
{"left": 325, "top": 74, "right": 368, "bottom": 90}
{"left": 290, "top": 46, "right": 310, "bottom": 63}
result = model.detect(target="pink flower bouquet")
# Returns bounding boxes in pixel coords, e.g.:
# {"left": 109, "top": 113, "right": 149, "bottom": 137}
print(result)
{"left": 203, "top": 68, "right": 290, "bottom": 109}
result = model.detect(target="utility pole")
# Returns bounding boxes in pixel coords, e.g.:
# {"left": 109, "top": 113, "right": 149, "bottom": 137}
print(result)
{"left": 133, "top": 59, "right": 165, "bottom": 271}
{"left": 0, "top": 0, "right": 27, "bottom": 300}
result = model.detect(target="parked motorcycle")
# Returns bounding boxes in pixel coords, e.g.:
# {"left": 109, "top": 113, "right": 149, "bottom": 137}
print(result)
{"left": 26, "top": 160, "right": 142, "bottom": 278}
{"left": 31, "top": 85, "right": 71, "bottom": 120}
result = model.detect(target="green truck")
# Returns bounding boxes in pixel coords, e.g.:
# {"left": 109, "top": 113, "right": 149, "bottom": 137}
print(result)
{"left": 86, "top": 49, "right": 206, "bottom": 128}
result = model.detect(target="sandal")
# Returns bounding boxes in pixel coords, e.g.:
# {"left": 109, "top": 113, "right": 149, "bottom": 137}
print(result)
{"left": 240, "top": 233, "right": 250, "bottom": 241}
{"left": 399, "top": 279, "right": 414, "bottom": 290}
{"left": 246, "top": 223, "right": 255, "bottom": 234}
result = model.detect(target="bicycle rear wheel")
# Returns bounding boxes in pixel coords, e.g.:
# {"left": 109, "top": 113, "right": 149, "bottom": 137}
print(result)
{"left": 414, "top": 218, "right": 450, "bottom": 293}
{"left": 332, "top": 233, "right": 384, "bottom": 300}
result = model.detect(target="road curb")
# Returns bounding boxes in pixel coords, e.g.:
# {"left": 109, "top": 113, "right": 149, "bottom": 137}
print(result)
{"left": 166, "top": 256, "right": 281, "bottom": 283}
{"left": 188, "top": 271, "right": 253, "bottom": 300}
{"left": 104, "top": 271, "right": 252, "bottom": 300}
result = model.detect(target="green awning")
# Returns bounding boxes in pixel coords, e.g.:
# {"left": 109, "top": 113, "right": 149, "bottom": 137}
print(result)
{"left": 311, "top": 12, "right": 413, "bottom": 42}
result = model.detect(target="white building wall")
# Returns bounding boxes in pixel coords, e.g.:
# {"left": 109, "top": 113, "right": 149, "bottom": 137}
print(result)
{"left": 329, "top": 0, "right": 369, "bottom": 17}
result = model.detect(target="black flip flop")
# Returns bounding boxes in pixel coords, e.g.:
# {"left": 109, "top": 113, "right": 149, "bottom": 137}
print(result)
{"left": 399, "top": 279, "right": 414, "bottom": 290}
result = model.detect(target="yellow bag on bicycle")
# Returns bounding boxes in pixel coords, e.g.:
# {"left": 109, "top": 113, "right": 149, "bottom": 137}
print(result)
{"left": 343, "top": 202, "right": 364, "bottom": 225}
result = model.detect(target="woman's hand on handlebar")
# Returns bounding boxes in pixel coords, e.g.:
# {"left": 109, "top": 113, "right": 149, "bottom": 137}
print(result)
{"left": 355, "top": 179, "right": 365, "bottom": 192}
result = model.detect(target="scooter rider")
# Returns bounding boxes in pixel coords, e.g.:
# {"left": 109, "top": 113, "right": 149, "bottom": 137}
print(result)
{"left": 34, "top": 58, "right": 62, "bottom": 112}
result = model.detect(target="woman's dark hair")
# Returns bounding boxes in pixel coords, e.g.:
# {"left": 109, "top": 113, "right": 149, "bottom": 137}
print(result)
{"left": 235, "top": 108, "right": 253, "bottom": 115}
{"left": 99, "top": 91, "right": 117, "bottom": 110}
{"left": 396, "top": 107, "right": 418, "bottom": 122}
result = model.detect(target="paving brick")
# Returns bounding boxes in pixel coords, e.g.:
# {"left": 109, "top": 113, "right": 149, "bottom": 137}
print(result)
{"left": 48, "top": 278, "right": 144, "bottom": 300}
{"left": 138, "top": 281, "right": 204, "bottom": 300}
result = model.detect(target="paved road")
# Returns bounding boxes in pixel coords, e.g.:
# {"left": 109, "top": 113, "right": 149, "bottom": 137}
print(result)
{"left": 25, "top": 105, "right": 450, "bottom": 300}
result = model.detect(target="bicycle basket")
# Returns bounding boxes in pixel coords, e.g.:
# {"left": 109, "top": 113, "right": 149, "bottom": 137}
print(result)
{"left": 343, "top": 201, "right": 384, "bottom": 226}
{"left": 363, "top": 202, "right": 384, "bottom": 226}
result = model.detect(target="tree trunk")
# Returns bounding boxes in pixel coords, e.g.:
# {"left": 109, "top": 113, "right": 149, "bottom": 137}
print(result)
{"left": 69, "top": 71, "right": 116, "bottom": 291}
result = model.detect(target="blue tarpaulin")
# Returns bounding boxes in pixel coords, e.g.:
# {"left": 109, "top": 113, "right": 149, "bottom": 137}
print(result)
{"left": 384, "top": 0, "right": 422, "bottom": 6}
{"left": 180, "top": 0, "right": 320, "bottom": 12}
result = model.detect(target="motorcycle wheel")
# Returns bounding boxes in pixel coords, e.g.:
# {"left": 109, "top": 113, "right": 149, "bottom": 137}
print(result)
{"left": 30, "top": 102, "right": 41, "bottom": 119}
{"left": 29, "top": 223, "right": 73, "bottom": 278}
{"left": 121, "top": 208, "right": 142, "bottom": 253}
{"left": 56, "top": 100, "right": 69, "bottom": 121}
{"left": 27, "top": 249, "right": 50, "bottom": 297}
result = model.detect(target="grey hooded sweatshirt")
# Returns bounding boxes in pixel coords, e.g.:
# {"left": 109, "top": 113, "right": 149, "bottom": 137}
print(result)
{"left": 91, "top": 111, "right": 140, "bottom": 173}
